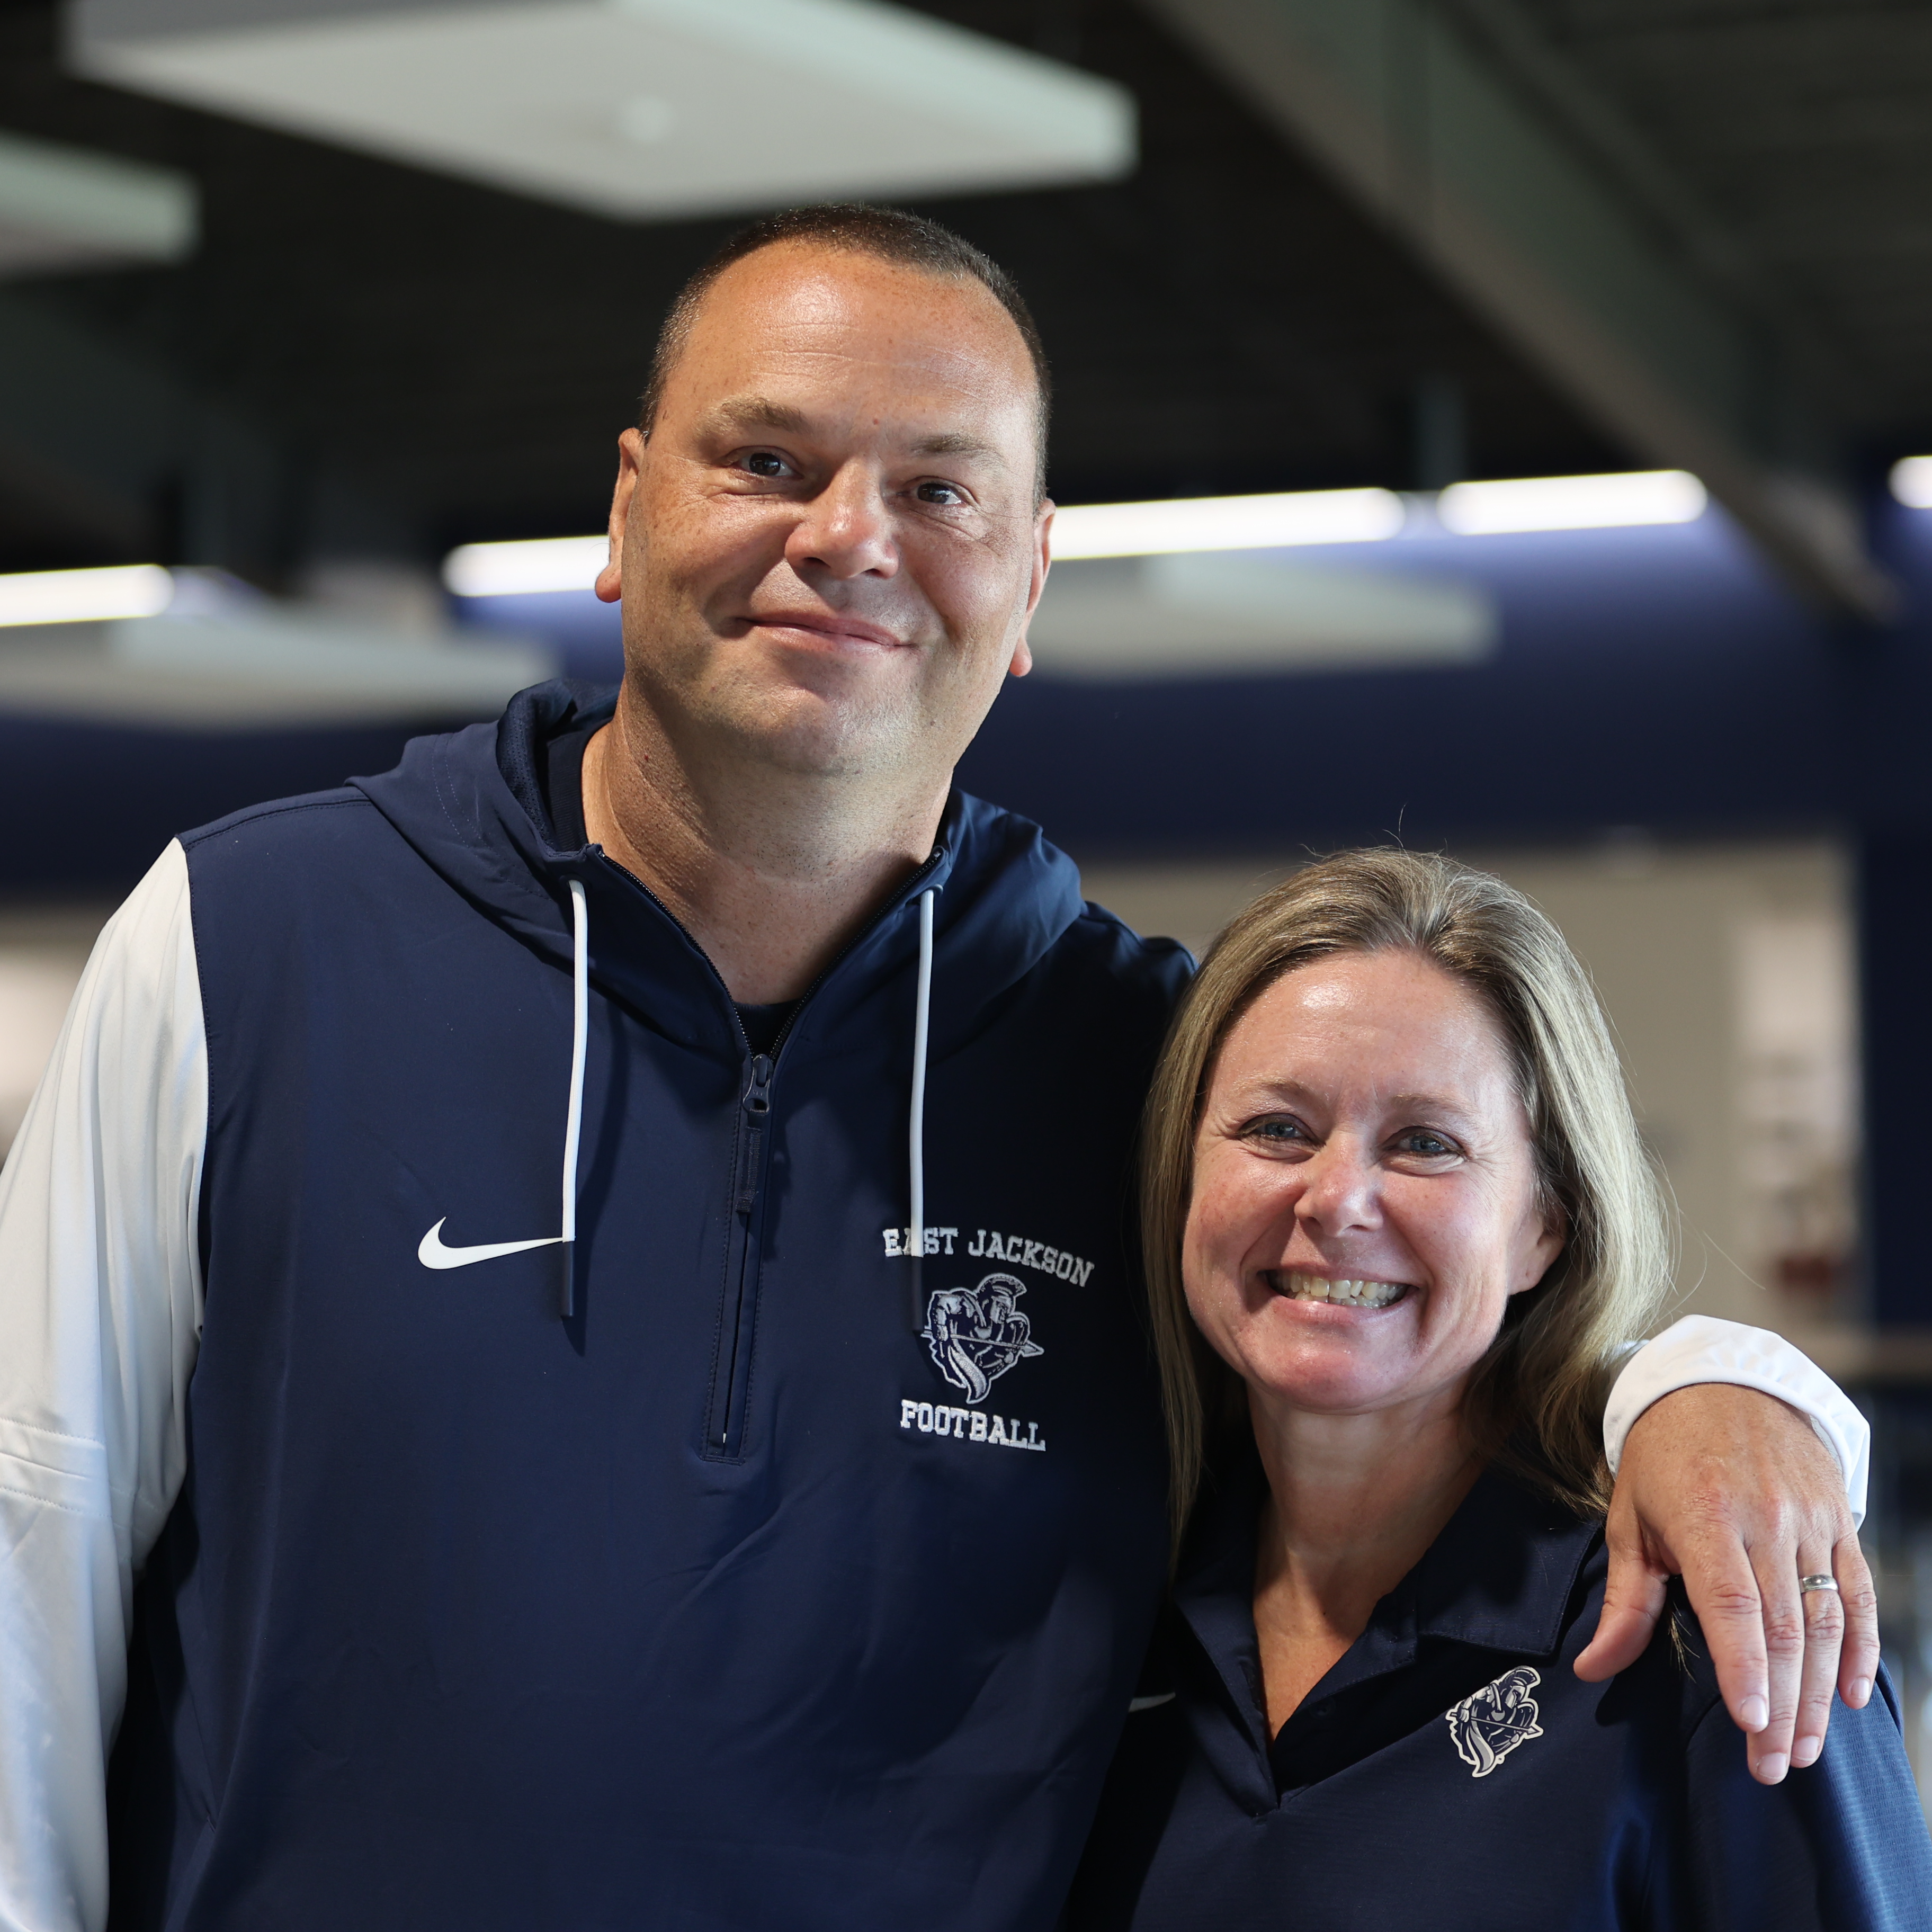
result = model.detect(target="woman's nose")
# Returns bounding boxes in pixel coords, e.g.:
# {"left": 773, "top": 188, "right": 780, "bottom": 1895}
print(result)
{"left": 786, "top": 466, "right": 899, "bottom": 580}
{"left": 1293, "top": 1140, "right": 1382, "bottom": 1234}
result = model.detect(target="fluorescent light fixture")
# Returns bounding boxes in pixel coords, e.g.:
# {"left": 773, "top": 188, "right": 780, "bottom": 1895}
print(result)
{"left": 0, "top": 130, "right": 196, "bottom": 279}
{"left": 1436, "top": 470, "right": 1706, "bottom": 535}
{"left": 1028, "top": 552, "right": 1495, "bottom": 679}
{"left": 71, "top": 0, "right": 1135, "bottom": 221}
{"left": 1051, "top": 489, "right": 1405, "bottom": 561}
{"left": 0, "top": 564, "right": 174, "bottom": 628}
{"left": 1889, "top": 457, "right": 1932, "bottom": 509}
{"left": 443, "top": 536, "right": 609, "bottom": 598}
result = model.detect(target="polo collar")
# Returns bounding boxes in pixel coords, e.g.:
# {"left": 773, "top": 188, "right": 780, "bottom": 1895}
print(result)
{"left": 1173, "top": 1445, "right": 1602, "bottom": 1709}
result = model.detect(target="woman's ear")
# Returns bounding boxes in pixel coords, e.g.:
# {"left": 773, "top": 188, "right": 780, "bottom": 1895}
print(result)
{"left": 1510, "top": 1204, "right": 1568, "bottom": 1298}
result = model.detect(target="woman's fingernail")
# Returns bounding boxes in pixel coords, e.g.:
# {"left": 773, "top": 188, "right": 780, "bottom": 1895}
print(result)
{"left": 1740, "top": 1695, "right": 1768, "bottom": 1731}
{"left": 1755, "top": 1752, "right": 1788, "bottom": 1783}
{"left": 1792, "top": 1735, "right": 1822, "bottom": 1767}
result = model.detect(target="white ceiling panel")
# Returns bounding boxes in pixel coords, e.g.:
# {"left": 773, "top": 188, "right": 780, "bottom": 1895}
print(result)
{"left": 0, "top": 605, "right": 554, "bottom": 727}
{"left": 69, "top": 0, "right": 1137, "bottom": 219}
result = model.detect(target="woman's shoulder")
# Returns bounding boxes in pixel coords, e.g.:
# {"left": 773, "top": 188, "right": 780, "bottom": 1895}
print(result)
{"left": 1587, "top": 1579, "right": 1932, "bottom": 1924}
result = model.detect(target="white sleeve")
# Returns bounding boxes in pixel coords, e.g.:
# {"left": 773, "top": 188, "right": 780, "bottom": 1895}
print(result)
{"left": 0, "top": 842, "right": 206, "bottom": 1932}
{"left": 1603, "top": 1314, "right": 1870, "bottom": 1529}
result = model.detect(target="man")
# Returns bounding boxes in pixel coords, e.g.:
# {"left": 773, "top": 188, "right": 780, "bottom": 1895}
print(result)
{"left": 0, "top": 207, "right": 1874, "bottom": 1930}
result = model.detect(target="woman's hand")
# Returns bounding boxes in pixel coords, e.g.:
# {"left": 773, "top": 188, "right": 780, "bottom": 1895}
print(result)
{"left": 1574, "top": 1384, "right": 1879, "bottom": 1785}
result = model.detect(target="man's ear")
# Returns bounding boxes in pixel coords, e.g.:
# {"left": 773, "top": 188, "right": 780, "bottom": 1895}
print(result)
{"left": 1011, "top": 500, "right": 1053, "bottom": 678}
{"left": 596, "top": 428, "right": 646, "bottom": 605}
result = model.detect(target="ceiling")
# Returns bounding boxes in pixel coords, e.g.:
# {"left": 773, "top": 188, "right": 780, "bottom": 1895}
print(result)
{"left": 1499, "top": 0, "right": 1932, "bottom": 431}
{"left": 0, "top": 0, "right": 1926, "bottom": 582}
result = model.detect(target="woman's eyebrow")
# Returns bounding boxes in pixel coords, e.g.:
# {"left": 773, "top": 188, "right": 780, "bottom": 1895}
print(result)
{"left": 1381, "top": 1089, "right": 1478, "bottom": 1119}
{"left": 1224, "top": 1077, "right": 1480, "bottom": 1123}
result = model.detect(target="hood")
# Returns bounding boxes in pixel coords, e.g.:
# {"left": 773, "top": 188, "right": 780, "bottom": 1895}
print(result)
{"left": 349, "top": 679, "right": 1092, "bottom": 1058}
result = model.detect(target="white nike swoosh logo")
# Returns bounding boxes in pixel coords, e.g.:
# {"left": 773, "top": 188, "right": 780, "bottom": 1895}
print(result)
{"left": 1127, "top": 1693, "right": 1176, "bottom": 1713}
{"left": 417, "top": 1218, "right": 566, "bottom": 1270}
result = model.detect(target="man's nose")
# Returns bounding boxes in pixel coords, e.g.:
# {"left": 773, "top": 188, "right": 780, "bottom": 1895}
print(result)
{"left": 1293, "top": 1139, "right": 1381, "bottom": 1235}
{"left": 786, "top": 465, "right": 899, "bottom": 580}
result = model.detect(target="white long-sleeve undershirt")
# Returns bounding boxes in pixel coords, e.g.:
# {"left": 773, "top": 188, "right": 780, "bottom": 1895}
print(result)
{"left": 0, "top": 844, "right": 204, "bottom": 1932}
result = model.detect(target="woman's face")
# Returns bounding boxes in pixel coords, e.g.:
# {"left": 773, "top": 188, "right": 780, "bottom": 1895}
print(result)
{"left": 1184, "top": 949, "right": 1565, "bottom": 1420}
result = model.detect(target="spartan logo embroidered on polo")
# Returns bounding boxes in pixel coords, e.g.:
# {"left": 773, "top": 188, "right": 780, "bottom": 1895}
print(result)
{"left": 922, "top": 1272, "right": 1044, "bottom": 1402}
{"left": 1445, "top": 1666, "right": 1544, "bottom": 1777}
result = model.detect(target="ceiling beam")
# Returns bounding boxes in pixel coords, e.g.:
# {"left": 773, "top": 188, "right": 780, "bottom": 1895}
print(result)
{"left": 1139, "top": 0, "right": 1895, "bottom": 621}
{"left": 0, "top": 292, "right": 407, "bottom": 579}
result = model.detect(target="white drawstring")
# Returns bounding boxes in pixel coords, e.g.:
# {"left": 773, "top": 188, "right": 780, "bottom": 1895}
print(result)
{"left": 558, "top": 878, "right": 589, "bottom": 1315}
{"left": 416, "top": 877, "right": 591, "bottom": 1294}
{"left": 562, "top": 878, "right": 589, "bottom": 1245}
{"left": 551, "top": 875, "right": 926, "bottom": 1321}
{"left": 907, "top": 886, "right": 936, "bottom": 1265}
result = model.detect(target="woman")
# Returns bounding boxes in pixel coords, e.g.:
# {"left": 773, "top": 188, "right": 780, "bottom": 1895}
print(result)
{"left": 1067, "top": 851, "right": 1931, "bottom": 1930}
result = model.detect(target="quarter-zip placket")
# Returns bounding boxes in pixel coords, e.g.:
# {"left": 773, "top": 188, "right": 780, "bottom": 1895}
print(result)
{"left": 620, "top": 844, "right": 944, "bottom": 1465}
{"left": 705, "top": 1051, "right": 773, "bottom": 1456}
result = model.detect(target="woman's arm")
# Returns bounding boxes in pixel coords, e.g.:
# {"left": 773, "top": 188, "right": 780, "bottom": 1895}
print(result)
{"left": 1580, "top": 1323, "right": 1877, "bottom": 1791}
{"left": 1603, "top": 1318, "right": 1868, "bottom": 1522}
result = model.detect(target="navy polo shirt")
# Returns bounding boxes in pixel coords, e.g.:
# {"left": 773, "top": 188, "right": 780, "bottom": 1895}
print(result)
{"left": 1066, "top": 1455, "right": 1932, "bottom": 1930}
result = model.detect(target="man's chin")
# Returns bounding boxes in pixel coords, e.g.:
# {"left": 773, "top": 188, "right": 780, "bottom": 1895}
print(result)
{"left": 694, "top": 687, "right": 917, "bottom": 780}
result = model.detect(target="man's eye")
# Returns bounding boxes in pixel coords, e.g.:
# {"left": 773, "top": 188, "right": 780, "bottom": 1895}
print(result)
{"left": 743, "top": 451, "right": 791, "bottom": 478}
{"left": 915, "top": 480, "right": 966, "bottom": 505}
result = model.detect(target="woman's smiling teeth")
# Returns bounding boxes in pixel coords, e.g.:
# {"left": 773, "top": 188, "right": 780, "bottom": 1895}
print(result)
{"left": 1271, "top": 1271, "right": 1409, "bottom": 1309}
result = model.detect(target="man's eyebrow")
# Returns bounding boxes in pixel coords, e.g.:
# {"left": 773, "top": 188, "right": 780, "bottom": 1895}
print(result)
{"left": 913, "top": 430, "right": 1007, "bottom": 467}
{"left": 692, "top": 395, "right": 812, "bottom": 438}
{"left": 690, "top": 398, "right": 1009, "bottom": 467}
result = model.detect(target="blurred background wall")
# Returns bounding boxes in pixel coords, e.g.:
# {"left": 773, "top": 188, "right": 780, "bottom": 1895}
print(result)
{"left": 4, "top": 0, "right": 1932, "bottom": 1811}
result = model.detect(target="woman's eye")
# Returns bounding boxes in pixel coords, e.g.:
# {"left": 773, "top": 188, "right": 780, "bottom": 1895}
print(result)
{"left": 1248, "top": 1117, "right": 1309, "bottom": 1145}
{"left": 1393, "top": 1129, "right": 1457, "bottom": 1158}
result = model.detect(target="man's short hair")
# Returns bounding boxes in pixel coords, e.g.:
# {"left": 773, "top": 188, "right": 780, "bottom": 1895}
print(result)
{"left": 639, "top": 203, "right": 1052, "bottom": 499}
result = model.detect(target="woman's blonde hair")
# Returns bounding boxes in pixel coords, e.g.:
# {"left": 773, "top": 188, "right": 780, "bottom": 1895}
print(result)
{"left": 1141, "top": 848, "right": 1672, "bottom": 1545}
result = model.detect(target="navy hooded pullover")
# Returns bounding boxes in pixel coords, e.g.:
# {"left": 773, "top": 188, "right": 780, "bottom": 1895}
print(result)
{"left": 104, "top": 683, "right": 1189, "bottom": 1930}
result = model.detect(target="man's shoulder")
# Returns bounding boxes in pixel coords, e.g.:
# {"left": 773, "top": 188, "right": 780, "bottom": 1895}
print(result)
{"left": 945, "top": 789, "right": 1195, "bottom": 1027}
{"left": 1052, "top": 899, "right": 1193, "bottom": 1006}
{"left": 1067, "top": 898, "right": 1192, "bottom": 980}
{"left": 1020, "top": 902, "right": 1194, "bottom": 1078}
{"left": 179, "top": 785, "right": 388, "bottom": 874}
{"left": 1068, "top": 899, "right": 1194, "bottom": 994}
{"left": 177, "top": 786, "right": 426, "bottom": 939}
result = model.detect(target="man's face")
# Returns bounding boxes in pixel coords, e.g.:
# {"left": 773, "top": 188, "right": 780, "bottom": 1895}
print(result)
{"left": 597, "top": 243, "right": 1051, "bottom": 784}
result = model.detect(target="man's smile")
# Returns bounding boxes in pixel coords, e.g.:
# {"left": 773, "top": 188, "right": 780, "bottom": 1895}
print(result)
{"left": 745, "top": 609, "right": 910, "bottom": 651}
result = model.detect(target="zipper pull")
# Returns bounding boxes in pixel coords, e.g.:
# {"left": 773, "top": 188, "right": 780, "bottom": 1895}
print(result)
{"left": 735, "top": 1054, "right": 773, "bottom": 1217}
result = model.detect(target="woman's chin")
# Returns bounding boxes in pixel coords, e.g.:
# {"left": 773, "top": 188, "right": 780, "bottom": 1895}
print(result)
{"left": 1232, "top": 1298, "right": 1426, "bottom": 1412}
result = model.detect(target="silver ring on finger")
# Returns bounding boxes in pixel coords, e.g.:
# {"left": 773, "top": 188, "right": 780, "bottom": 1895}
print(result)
{"left": 1799, "top": 1574, "right": 1839, "bottom": 1594}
